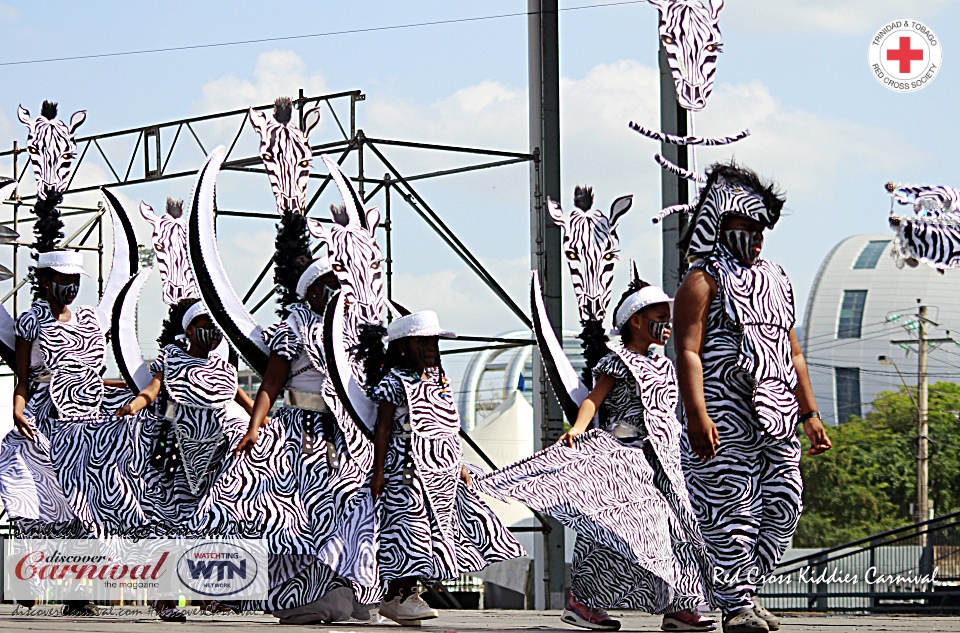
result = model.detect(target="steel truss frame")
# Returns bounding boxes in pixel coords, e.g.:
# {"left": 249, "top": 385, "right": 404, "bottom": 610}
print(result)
{"left": 0, "top": 89, "right": 537, "bottom": 354}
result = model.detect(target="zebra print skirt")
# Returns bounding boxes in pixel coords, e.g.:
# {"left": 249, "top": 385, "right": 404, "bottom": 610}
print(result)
{"left": 473, "top": 429, "right": 711, "bottom": 613}
{"left": 196, "top": 404, "right": 380, "bottom": 611}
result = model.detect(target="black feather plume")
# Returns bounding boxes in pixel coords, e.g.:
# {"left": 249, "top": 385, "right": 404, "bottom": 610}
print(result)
{"left": 274, "top": 210, "right": 311, "bottom": 316}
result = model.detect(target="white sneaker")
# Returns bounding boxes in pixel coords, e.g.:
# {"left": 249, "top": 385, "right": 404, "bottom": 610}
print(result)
{"left": 378, "top": 591, "right": 439, "bottom": 626}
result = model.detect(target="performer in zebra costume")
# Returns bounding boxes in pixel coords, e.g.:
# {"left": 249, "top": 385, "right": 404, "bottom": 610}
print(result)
{"left": 673, "top": 162, "right": 831, "bottom": 633}
{"left": 476, "top": 276, "right": 715, "bottom": 632}
{"left": 194, "top": 99, "right": 377, "bottom": 624}
{"left": 370, "top": 310, "right": 524, "bottom": 626}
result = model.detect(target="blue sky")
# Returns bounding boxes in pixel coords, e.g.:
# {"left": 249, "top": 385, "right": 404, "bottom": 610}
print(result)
{"left": 1, "top": 0, "right": 958, "bottom": 384}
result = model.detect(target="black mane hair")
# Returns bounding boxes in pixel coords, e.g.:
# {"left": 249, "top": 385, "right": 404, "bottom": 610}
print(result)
{"left": 165, "top": 197, "right": 184, "bottom": 219}
{"left": 573, "top": 185, "right": 594, "bottom": 211}
{"left": 611, "top": 276, "right": 651, "bottom": 345}
{"left": 274, "top": 97, "right": 293, "bottom": 125}
{"left": 274, "top": 210, "right": 312, "bottom": 316}
{"left": 29, "top": 193, "right": 65, "bottom": 300}
{"left": 679, "top": 160, "right": 786, "bottom": 254}
{"left": 157, "top": 297, "right": 200, "bottom": 351}
{"left": 578, "top": 319, "right": 608, "bottom": 388}
{"left": 40, "top": 101, "right": 58, "bottom": 120}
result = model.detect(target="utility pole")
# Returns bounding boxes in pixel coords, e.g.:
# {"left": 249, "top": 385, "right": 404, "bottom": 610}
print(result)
{"left": 528, "top": 0, "right": 565, "bottom": 610}
{"left": 917, "top": 303, "right": 929, "bottom": 534}
{"left": 658, "top": 44, "right": 688, "bottom": 359}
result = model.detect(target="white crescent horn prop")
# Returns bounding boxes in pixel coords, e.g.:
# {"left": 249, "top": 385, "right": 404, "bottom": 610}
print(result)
{"left": 112, "top": 268, "right": 154, "bottom": 393}
{"left": 321, "top": 155, "right": 363, "bottom": 226}
{"left": 0, "top": 303, "right": 17, "bottom": 371}
{"left": 96, "top": 187, "right": 139, "bottom": 331}
{"left": 323, "top": 290, "right": 376, "bottom": 438}
{"left": 531, "top": 270, "right": 589, "bottom": 423}
{"left": 0, "top": 178, "right": 16, "bottom": 202}
{"left": 187, "top": 147, "right": 270, "bottom": 375}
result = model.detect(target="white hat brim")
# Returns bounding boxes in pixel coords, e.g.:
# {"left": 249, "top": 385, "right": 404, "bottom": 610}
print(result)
{"left": 388, "top": 328, "right": 457, "bottom": 342}
{"left": 44, "top": 264, "right": 90, "bottom": 277}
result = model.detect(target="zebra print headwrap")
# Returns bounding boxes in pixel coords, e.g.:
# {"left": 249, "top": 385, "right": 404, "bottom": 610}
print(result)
{"left": 887, "top": 182, "right": 960, "bottom": 271}
{"left": 249, "top": 97, "right": 321, "bottom": 215}
{"left": 681, "top": 162, "right": 784, "bottom": 262}
{"left": 18, "top": 101, "right": 86, "bottom": 201}
{"left": 647, "top": 0, "right": 724, "bottom": 112}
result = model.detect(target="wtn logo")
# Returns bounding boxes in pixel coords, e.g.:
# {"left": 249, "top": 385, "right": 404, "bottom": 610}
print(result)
{"left": 186, "top": 559, "right": 246, "bottom": 581}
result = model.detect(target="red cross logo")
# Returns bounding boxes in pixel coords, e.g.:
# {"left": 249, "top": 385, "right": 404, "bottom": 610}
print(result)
{"left": 886, "top": 36, "right": 924, "bottom": 74}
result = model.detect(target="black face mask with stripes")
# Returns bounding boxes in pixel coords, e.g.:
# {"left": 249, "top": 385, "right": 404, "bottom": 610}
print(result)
{"left": 194, "top": 326, "right": 222, "bottom": 351}
{"left": 720, "top": 228, "right": 763, "bottom": 267}
{"left": 50, "top": 281, "right": 79, "bottom": 306}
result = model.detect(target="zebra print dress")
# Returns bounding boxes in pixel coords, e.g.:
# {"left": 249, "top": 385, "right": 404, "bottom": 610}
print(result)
{"left": 473, "top": 347, "right": 712, "bottom": 613}
{"left": 196, "top": 303, "right": 378, "bottom": 611}
{"left": 47, "top": 344, "right": 242, "bottom": 538}
{"left": 372, "top": 368, "right": 524, "bottom": 585}
{"left": 0, "top": 301, "right": 115, "bottom": 539}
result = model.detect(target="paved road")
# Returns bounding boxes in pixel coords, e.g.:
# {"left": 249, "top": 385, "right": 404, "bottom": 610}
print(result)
{"left": 0, "top": 606, "right": 958, "bottom": 632}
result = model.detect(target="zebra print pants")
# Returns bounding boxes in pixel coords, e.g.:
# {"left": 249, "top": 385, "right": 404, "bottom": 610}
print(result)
{"left": 680, "top": 419, "right": 802, "bottom": 614}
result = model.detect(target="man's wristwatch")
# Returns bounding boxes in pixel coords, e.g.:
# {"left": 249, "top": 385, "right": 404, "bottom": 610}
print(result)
{"left": 799, "top": 411, "right": 822, "bottom": 423}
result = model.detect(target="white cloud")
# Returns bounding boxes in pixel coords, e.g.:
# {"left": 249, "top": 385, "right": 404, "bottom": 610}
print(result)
{"left": 725, "top": 0, "right": 955, "bottom": 35}
{"left": 195, "top": 50, "right": 328, "bottom": 115}
{"left": 0, "top": 3, "right": 20, "bottom": 22}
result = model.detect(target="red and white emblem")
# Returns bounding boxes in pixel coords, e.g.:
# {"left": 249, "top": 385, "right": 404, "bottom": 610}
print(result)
{"left": 869, "top": 19, "right": 942, "bottom": 93}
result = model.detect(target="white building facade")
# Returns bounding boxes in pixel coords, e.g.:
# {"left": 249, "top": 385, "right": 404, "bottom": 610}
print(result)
{"left": 802, "top": 234, "right": 960, "bottom": 425}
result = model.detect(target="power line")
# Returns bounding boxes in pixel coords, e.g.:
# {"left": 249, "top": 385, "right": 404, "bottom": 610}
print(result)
{"left": 0, "top": 1, "right": 647, "bottom": 68}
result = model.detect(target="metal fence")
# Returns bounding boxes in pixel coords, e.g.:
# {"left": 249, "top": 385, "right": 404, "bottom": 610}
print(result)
{"left": 760, "top": 511, "right": 960, "bottom": 614}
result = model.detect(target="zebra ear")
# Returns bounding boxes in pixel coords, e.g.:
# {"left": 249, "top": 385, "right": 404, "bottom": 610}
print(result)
{"left": 139, "top": 201, "right": 159, "bottom": 227}
{"left": 68, "top": 111, "right": 86, "bottom": 135}
{"left": 708, "top": 0, "right": 724, "bottom": 18}
{"left": 248, "top": 107, "right": 268, "bottom": 132}
{"left": 546, "top": 197, "right": 566, "bottom": 228}
{"left": 306, "top": 217, "right": 328, "bottom": 241}
{"left": 365, "top": 206, "right": 381, "bottom": 234}
{"left": 609, "top": 195, "right": 633, "bottom": 227}
{"left": 17, "top": 106, "right": 31, "bottom": 127}
{"left": 303, "top": 106, "right": 321, "bottom": 137}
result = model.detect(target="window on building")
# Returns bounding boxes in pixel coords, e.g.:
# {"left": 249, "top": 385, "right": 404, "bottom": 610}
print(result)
{"left": 837, "top": 290, "right": 868, "bottom": 339}
{"left": 835, "top": 367, "right": 862, "bottom": 423}
{"left": 853, "top": 240, "right": 890, "bottom": 269}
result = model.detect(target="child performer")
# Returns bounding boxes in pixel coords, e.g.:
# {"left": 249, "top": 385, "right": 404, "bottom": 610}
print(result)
{"left": 371, "top": 310, "right": 524, "bottom": 626}
{"left": 474, "top": 278, "right": 715, "bottom": 632}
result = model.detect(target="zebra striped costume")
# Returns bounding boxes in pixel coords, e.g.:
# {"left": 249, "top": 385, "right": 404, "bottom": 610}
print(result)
{"left": 647, "top": 0, "right": 724, "bottom": 112}
{"left": 476, "top": 347, "right": 710, "bottom": 613}
{"left": 373, "top": 368, "right": 524, "bottom": 586}
{"left": 887, "top": 182, "right": 960, "bottom": 271}
{"left": 17, "top": 101, "right": 85, "bottom": 200}
{"left": 681, "top": 244, "right": 803, "bottom": 613}
{"left": 51, "top": 343, "right": 245, "bottom": 539}
{"left": 0, "top": 301, "right": 111, "bottom": 538}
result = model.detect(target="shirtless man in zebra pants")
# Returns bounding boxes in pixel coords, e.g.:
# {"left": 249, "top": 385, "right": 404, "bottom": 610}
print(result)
{"left": 672, "top": 162, "right": 831, "bottom": 633}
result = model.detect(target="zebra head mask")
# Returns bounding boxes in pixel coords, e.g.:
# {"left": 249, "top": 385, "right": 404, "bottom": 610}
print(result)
{"left": 309, "top": 155, "right": 385, "bottom": 329}
{"left": 682, "top": 162, "right": 784, "bottom": 262}
{"left": 647, "top": 0, "right": 724, "bottom": 112}
{"left": 548, "top": 186, "right": 633, "bottom": 323}
{"left": 887, "top": 182, "right": 960, "bottom": 271}
{"left": 18, "top": 101, "right": 86, "bottom": 201}
{"left": 249, "top": 97, "right": 321, "bottom": 214}
{"left": 140, "top": 197, "right": 199, "bottom": 305}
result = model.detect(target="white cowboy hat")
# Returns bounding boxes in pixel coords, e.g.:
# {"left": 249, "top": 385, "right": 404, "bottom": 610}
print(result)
{"left": 387, "top": 310, "right": 457, "bottom": 342}
{"left": 296, "top": 257, "right": 334, "bottom": 300}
